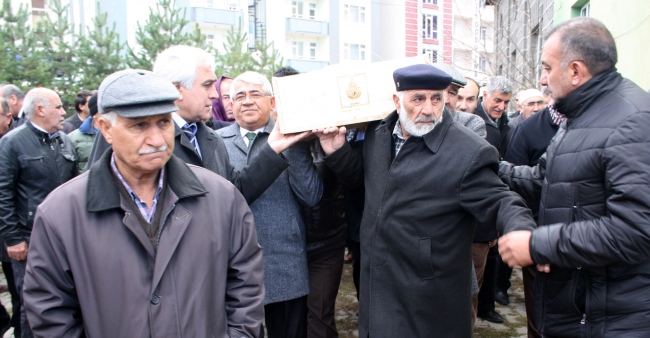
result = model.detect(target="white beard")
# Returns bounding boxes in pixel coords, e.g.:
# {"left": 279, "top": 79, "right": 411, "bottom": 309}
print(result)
{"left": 399, "top": 106, "right": 438, "bottom": 137}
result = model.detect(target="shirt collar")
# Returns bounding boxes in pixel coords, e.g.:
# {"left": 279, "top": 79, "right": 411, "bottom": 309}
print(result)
{"left": 171, "top": 113, "right": 189, "bottom": 129}
{"left": 29, "top": 120, "right": 60, "bottom": 139}
{"left": 392, "top": 120, "right": 407, "bottom": 141}
{"left": 239, "top": 126, "right": 265, "bottom": 138}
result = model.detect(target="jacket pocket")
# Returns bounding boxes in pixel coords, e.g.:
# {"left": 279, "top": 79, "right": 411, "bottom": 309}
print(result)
{"left": 418, "top": 237, "right": 435, "bottom": 279}
{"left": 18, "top": 155, "right": 47, "bottom": 180}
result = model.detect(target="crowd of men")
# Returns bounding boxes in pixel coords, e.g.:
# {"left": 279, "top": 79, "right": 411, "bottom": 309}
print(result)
{"left": 0, "top": 16, "right": 647, "bottom": 338}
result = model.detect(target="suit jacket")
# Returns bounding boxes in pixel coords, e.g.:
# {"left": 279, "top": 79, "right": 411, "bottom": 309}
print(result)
{"left": 87, "top": 121, "right": 289, "bottom": 205}
{"left": 217, "top": 119, "right": 323, "bottom": 304}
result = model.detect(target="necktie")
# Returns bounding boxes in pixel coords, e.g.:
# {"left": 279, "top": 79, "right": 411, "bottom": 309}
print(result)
{"left": 245, "top": 132, "right": 256, "bottom": 149}
{"left": 182, "top": 123, "right": 199, "bottom": 153}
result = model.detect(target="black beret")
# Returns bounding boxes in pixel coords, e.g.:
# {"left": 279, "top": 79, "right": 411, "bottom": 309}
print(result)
{"left": 393, "top": 64, "right": 453, "bottom": 91}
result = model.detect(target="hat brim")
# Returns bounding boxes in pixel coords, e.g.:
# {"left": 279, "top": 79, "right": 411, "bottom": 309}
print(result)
{"left": 103, "top": 101, "right": 179, "bottom": 118}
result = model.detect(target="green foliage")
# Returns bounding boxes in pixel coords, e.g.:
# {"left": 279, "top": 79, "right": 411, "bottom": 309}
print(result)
{"left": 126, "top": 0, "right": 208, "bottom": 70}
{"left": 0, "top": 0, "right": 51, "bottom": 89}
{"left": 75, "top": 3, "right": 125, "bottom": 91}
{"left": 43, "top": 0, "right": 80, "bottom": 112}
{"left": 0, "top": 0, "right": 284, "bottom": 111}
{"left": 216, "top": 24, "right": 284, "bottom": 80}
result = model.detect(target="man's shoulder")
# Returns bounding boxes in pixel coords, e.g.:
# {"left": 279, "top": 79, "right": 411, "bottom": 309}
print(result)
{"left": 214, "top": 123, "right": 238, "bottom": 139}
{"left": 38, "top": 172, "right": 89, "bottom": 213}
{"left": 185, "top": 163, "right": 237, "bottom": 194}
{"left": 447, "top": 118, "right": 489, "bottom": 149}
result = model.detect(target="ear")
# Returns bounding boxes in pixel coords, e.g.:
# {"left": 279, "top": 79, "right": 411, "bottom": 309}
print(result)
{"left": 269, "top": 96, "right": 276, "bottom": 110}
{"left": 173, "top": 83, "right": 183, "bottom": 100}
{"left": 569, "top": 61, "right": 591, "bottom": 86}
{"left": 393, "top": 94, "right": 401, "bottom": 112}
{"left": 96, "top": 116, "right": 114, "bottom": 145}
{"left": 9, "top": 95, "right": 17, "bottom": 106}
{"left": 5, "top": 112, "right": 12, "bottom": 122}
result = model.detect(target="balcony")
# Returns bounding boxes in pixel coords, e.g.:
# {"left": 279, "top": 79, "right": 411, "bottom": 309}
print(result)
{"left": 287, "top": 59, "right": 329, "bottom": 72}
{"left": 189, "top": 7, "right": 244, "bottom": 26}
{"left": 286, "top": 18, "right": 329, "bottom": 36}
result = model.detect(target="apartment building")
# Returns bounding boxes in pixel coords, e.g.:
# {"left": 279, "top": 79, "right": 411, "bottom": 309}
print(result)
{"left": 451, "top": 0, "right": 495, "bottom": 84}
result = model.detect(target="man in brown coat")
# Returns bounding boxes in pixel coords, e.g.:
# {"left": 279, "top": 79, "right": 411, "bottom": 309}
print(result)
{"left": 22, "top": 69, "right": 265, "bottom": 337}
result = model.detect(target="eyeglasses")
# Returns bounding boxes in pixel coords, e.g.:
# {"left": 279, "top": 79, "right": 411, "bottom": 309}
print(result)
{"left": 233, "top": 91, "right": 271, "bottom": 103}
{"left": 525, "top": 100, "right": 546, "bottom": 107}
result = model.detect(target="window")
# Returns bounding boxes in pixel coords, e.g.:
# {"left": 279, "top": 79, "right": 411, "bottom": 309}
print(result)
{"left": 480, "top": 26, "right": 488, "bottom": 42}
{"left": 479, "top": 57, "right": 488, "bottom": 72}
{"left": 292, "top": 1, "right": 304, "bottom": 18}
{"left": 206, "top": 0, "right": 213, "bottom": 7}
{"left": 423, "top": 0, "right": 437, "bottom": 4}
{"left": 422, "top": 13, "right": 438, "bottom": 40}
{"left": 292, "top": 41, "right": 304, "bottom": 59}
{"left": 309, "top": 3, "right": 316, "bottom": 19}
{"left": 344, "top": 43, "right": 366, "bottom": 60}
{"left": 423, "top": 49, "right": 438, "bottom": 63}
{"left": 580, "top": 2, "right": 590, "bottom": 17}
{"left": 32, "top": 0, "right": 45, "bottom": 9}
{"left": 344, "top": 5, "right": 366, "bottom": 23}
{"left": 206, "top": 34, "right": 214, "bottom": 47}
{"left": 310, "top": 43, "right": 317, "bottom": 60}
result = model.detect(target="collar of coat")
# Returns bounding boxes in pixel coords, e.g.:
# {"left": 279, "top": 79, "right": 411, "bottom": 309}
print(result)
{"left": 474, "top": 98, "right": 510, "bottom": 128}
{"left": 378, "top": 107, "right": 453, "bottom": 154}
{"left": 553, "top": 68, "right": 622, "bottom": 119}
{"left": 86, "top": 149, "right": 208, "bottom": 213}
{"left": 218, "top": 117, "right": 275, "bottom": 138}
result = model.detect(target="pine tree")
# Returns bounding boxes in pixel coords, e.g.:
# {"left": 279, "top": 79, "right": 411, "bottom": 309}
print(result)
{"left": 250, "top": 32, "right": 284, "bottom": 80}
{"left": 0, "top": 0, "right": 51, "bottom": 89}
{"left": 42, "top": 0, "right": 79, "bottom": 112}
{"left": 75, "top": 3, "right": 125, "bottom": 91}
{"left": 127, "top": 0, "right": 208, "bottom": 70}
{"left": 215, "top": 23, "right": 253, "bottom": 78}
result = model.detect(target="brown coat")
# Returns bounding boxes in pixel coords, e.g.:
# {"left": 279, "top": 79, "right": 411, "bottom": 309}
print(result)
{"left": 23, "top": 151, "right": 264, "bottom": 338}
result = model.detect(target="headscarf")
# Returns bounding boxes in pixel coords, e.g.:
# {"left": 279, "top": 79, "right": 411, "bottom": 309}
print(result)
{"left": 212, "top": 75, "right": 232, "bottom": 122}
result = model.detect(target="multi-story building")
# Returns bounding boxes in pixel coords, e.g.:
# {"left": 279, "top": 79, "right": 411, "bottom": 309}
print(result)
{"left": 451, "top": 0, "right": 495, "bottom": 84}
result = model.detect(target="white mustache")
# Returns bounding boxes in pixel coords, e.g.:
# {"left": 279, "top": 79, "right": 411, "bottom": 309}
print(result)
{"left": 139, "top": 145, "right": 168, "bottom": 155}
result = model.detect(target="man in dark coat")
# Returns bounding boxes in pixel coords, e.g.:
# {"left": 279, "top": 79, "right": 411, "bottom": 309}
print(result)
{"left": 471, "top": 75, "right": 514, "bottom": 323}
{"left": 315, "top": 64, "right": 536, "bottom": 337}
{"left": 62, "top": 90, "right": 92, "bottom": 134}
{"left": 88, "top": 45, "right": 309, "bottom": 205}
{"left": 23, "top": 69, "right": 265, "bottom": 337}
{"left": 499, "top": 17, "right": 650, "bottom": 337}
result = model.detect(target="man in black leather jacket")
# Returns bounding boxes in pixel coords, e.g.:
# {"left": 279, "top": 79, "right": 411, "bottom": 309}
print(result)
{"left": 0, "top": 88, "right": 78, "bottom": 338}
{"left": 499, "top": 17, "right": 650, "bottom": 337}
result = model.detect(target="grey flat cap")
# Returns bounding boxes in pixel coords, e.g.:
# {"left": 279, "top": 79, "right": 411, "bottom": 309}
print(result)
{"left": 98, "top": 69, "right": 180, "bottom": 118}
{"left": 432, "top": 63, "right": 467, "bottom": 87}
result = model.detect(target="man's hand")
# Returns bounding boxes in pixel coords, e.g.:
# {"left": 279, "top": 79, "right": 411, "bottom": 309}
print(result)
{"left": 267, "top": 120, "right": 313, "bottom": 153}
{"left": 498, "top": 231, "right": 533, "bottom": 268}
{"left": 7, "top": 241, "right": 28, "bottom": 261}
{"left": 312, "top": 126, "right": 347, "bottom": 155}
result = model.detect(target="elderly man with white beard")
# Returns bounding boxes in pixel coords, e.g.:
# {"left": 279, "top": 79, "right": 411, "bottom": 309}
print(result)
{"left": 314, "top": 64, "right": 536, "bottom": 337}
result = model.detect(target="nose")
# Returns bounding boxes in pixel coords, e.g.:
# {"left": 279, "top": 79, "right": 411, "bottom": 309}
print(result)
{"left": 208, "top": 84, "right": 218, "bottom": 100}
{"left": 458, "top": 100, "right": 467, "bottom": 111}
{"left": 146, "top": 125, "right": 166, "bottom": 148}
{"left": 540, "top": 73, "right": 548, "bottom": 86}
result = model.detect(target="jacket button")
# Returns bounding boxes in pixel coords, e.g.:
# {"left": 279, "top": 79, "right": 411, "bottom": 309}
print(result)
{"left": 150, "top": 295, "right": 160, "bottom": 305}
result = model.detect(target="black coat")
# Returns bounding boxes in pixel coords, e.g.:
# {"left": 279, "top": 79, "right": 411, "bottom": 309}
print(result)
{"left": 474, "top": 99, "right": 511, "bottom": 159}
{"left": 87, "top": 121, "right": 288, "bottom": 205}
{"left": 0, "top": 122, "right": 78, "bottom": 245}
{"left": 325, "top": 110, "right": 535, "bottom": 337}
{"left": 500, "top": 69, "right": 650, "bottom": 337}
{"left": 474, "top": 100, "right": 512, "bottom": 241}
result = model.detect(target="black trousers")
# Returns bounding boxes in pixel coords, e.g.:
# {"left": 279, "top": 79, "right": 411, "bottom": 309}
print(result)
{"left": 3, "top": 260, "right": 20, "bottom": 336}
{"left": 265, "top": 295, "right": 308, "bottom": 338}
{"left": 306, "top": 242, "right": 345, "bottom": 338}
{"left": 347, "top": 240, "right": 360, "bottom": 300}
{"left": 495, "top": 255, "right": 513, "bottom": 294}
{"left": 477, "top": 246, "right": 499, "bottom": 315}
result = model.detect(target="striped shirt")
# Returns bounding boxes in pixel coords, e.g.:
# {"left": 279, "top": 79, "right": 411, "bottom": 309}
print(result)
{"left": 110, "top": 154, "right": 165, "bottom": 222}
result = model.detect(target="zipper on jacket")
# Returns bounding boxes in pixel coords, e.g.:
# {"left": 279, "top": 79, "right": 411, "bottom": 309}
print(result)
{"left": 156, "top": 203, "right": 176, "bottom": 246}
{"left": 580, "top": 313, "right": 586, "bottom": 324}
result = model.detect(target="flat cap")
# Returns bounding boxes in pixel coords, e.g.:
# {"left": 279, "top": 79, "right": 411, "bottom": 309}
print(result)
{"left": 98, "top": 69, "right": 180, "bottom": 118}
{"left": 393, "top": 64, "right": 453, "bottom": 92}
{"left": 432, "top": 63, "right": 467, "bottom": 87}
